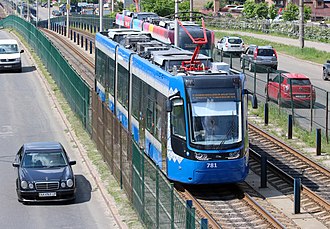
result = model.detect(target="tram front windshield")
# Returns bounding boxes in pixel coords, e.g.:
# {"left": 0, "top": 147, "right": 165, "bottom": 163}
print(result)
{"left": 188, "top": 88, "right": 242, "bottom": 147}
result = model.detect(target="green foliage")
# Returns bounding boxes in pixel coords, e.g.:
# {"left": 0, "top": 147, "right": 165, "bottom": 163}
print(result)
{"left": 254, "top": 2, "right": 268, "bottom": 19}
{"left": 282, "top": 3, "right": 299, "bottom": 21}
{"left": 204, "top": 1, "right": 213, "bottom": 10}
{"left": 243, "top": 0, "right": 256, "bottom": 18}
{"left": 304, "top": 6, "right": 312, "bottom": 21}
{"left": 141, "top": 0, "right": 174, "bottom": 17}
{"left": 268, "top": 4, "right": 277, "bottom": 20}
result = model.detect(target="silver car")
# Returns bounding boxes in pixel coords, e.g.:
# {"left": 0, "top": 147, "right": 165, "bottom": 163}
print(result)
{"left": 240, "top": 45, "right": 278, "bottom": 71}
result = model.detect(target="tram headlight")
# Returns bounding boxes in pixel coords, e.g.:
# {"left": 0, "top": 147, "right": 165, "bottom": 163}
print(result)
{"left": 228, "top": 150, "right": 240, "bottom": 159}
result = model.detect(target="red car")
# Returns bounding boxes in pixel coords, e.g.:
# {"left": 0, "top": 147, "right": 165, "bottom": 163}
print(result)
{"left": 266, "top": 73, "right": 316, "bottom": 107}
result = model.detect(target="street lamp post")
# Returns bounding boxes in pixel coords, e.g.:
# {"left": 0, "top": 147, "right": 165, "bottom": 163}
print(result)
{"left": 66, "top": 0, "right": 70, "bottom": 37}
{"left": 99, "top": 0, "right": 103, "bottom": 31}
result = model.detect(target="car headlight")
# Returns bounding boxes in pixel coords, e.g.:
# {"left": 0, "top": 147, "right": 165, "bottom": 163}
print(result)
{"left": 228, "top": 150, "right": 240, "bottom": 159}
{"left": 66, "top": 179, "right": 74, "bottom": 188}
{"left": 15, "top": 58, "right": 21, "bottom": 62}
{"left": 61, "top": 182, "right": 66, "bottom": 188}
{"left": 21, "top": 180, "right": 28, "bottom": 189}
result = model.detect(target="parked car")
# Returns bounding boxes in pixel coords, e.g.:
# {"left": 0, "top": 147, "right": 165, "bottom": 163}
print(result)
{"left": 217, "top": 36, "right": 244, "bottom": 55}
{"left": 265, "top": 73, "right": 316, "bottom": 107}
{"left": 52, "top": 10, "right": 62, "bottom": 16}
{"left": 0, "top": 39, "right": 24, "bottom": 72}
{"left": 240, "top": 45, "right": 278, "bottom": 71}
{"left": 228, "top": 5, "right": 244, "bottom": 13}
{"left": 323, "top": 60, "right": 330, "bottom": 80}
{"left": 220, "top": 4, "right": 237, "bottom": 12}
{"left": 12, "top": 141, "right": 76, "bottom": 203}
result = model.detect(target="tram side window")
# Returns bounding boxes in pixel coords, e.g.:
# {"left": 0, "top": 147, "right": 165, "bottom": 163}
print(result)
{"left": 132, "top": 74, "right": 141, "bottom": 119}
{"left": 146, "top": 87, "right": 156, "bottom": 133}
{"left": 117, "top": 64, "right": 129, "bottom": 109}
{"left": 108, "top": 57, "right": 115, "bottom": 96}
{"left": 96, "top": 49, "right": 106, "bottom": 86}
{"left": 171, "top": 101, "right": 186, "bottom": 139}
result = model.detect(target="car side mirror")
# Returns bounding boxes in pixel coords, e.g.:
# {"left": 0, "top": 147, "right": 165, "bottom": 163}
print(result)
{"left": 12, "top": 162, "right": 20, "bottom": 167}
{"left": 20, "top": 50, "right": 24, "bottom": 53}
{"left": 69, "top": 160, "right": 76, "bottom": 165}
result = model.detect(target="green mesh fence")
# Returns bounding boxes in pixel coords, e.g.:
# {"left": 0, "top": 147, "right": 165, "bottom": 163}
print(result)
{"left": 0, "top": 15, "right": 91, "bottom": 133}
{"left": 132, "top": 141, "right": 201, "bottom": 229}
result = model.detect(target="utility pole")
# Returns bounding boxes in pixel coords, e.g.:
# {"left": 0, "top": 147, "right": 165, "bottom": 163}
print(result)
{"left": 174, "top": 0, "right": 179, "bottom": 46}
{"left": 66, "top": 0, "right": 70, "bottom": 38}
{"left": 99, "top": 0, "right": 103, "bottom": 31}
{"left": 190, "top": 0, "right": 193, "bottom": 21}
{"left": 299, "top": 0, "right": 304, "bottom": 48}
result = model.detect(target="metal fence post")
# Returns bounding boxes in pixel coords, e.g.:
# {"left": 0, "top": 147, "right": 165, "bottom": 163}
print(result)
{"left": 265, "top": 102, "right": 269, "bottom": 125}
{"left": 77, "top": 33, "right": 80, "bottom": 45}
{"left": 81, "top": 36, "right": 83, "bottom": 48}
{"left": 90, "top": 41, "right": 93, "bottom": 54}
{"left": 85, "top": 38, "right": 88, "bottom": 51}
{"left": 171, "top": 183, "right": 174, "bottom": 229}
{"left": 294, "top": 178, "right": 301, "bottom": 214}
{"left": 200, "top": 219, "right": 208, "bottom": 229}
{"left": 288, "top": 114, "right": 293, "bottom": 139}
{"left": 316, "top": 128, "right": 321, "bottom": 156}
{"left": 156, "top": 170, "right": 159, "bottom": 228}
{"left": 326, "top": 92, "right": 329, "bottom": 143}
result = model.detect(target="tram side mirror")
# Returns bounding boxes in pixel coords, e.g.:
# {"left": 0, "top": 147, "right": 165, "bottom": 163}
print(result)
{"left": 166, "top": 99, "right": 172, "bottom": 112}
{"left": 244, "top": 89, "right": 258, "bottom": 109}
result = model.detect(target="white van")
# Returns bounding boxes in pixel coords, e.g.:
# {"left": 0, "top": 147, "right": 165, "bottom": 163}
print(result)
{"left": 0, "top": 39, "right": 24, "bottom": 72}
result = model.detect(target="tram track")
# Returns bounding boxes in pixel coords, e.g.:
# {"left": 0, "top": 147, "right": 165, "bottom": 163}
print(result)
{"left": 249, "top": 123, "right": 330, "bottom": 226}
{"left": 176, "top": 183, "right": 291, "bottom": 229}
{"left": 40, "top": 28, "right": 95, "bottom": 88}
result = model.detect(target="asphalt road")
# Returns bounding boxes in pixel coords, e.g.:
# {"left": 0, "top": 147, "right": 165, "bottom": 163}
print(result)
{"left": 0, "top": 30, "right": 119, "bottom": 228}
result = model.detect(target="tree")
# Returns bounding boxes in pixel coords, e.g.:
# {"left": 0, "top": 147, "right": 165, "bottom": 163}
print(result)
{"left": 204, "top": 1, "right": 213, "bottom": 10}
{"left": 304, "top": 6, "right": 312, "bottom": 21}
{"left": 254, "top": 2, "right": 268, "bottom": 19}
{"left": 140, "top": 0, "right": 190, "bottom": 17}
{"left": 243, "top": 0, "right": 257, "bottom": 18}
{"left": 282, "top": 3, "right": 299, "bottom": 21}
{"left": 141, "top": 0, "right": 174, "bottom": 17}
{"left": 268, "top": 4, "right": 277, "bottom": 20}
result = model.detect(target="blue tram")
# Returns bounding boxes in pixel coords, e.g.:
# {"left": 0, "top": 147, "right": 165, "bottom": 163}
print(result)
{"left": 95, "top": 29, "right": 256, "bottom": 184}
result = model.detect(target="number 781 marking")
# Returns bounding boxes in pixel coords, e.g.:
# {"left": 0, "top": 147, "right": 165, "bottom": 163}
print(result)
{"left": 207, "top": 163, "right": 217, "bottom": 168}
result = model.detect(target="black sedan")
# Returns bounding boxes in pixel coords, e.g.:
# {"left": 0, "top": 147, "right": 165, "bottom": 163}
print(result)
{"left": 12, "top": 142, "right": 76, "bottom": 203}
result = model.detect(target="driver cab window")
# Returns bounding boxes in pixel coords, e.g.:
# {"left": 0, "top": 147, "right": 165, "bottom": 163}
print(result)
{"left": 171, "top": 102, "right": 186, "bottom": 139}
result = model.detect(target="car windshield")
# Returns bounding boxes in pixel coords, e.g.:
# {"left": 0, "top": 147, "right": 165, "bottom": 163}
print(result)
{"left": 288, "top": 79, "right": 311, "bottom": 85}
{"left": 22, "top": 151, "right": 67, "bottom": 168}
{"left": 257, "top": 49, "right": 275, "bottom": 56}
{"left": 0, "top": 44, "right": 18, "bottom": 54}
{"left": 228, "top": 38, "right": 242, "bottom": 44}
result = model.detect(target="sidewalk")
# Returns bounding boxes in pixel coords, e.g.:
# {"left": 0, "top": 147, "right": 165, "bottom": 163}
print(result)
{"left": 215, "top": 29, "right": 330, "bottom": 53}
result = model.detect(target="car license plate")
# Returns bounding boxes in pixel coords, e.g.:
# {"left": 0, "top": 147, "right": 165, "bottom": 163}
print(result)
{"left": 39, "top": 192, "right": 56, "bottom": 197}
{"left": 295, "top": 95, "right": 307, "bottom": 98}
{"left": 4, "top": 65, "right": 11, "bottom": 68}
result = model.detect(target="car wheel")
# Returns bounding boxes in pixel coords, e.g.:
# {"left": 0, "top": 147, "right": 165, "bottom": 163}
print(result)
{"left": 323, "top": 69, "right": 328, "bottom": 80}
